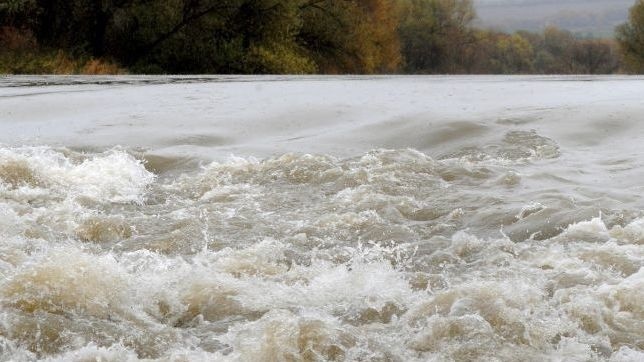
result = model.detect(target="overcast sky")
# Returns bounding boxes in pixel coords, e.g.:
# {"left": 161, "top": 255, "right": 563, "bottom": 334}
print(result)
{"left": 475, "top": 0, "right": 627, "bottom": 4}
{"left": 473, "top": 0, "right": 633, "bottom": 35}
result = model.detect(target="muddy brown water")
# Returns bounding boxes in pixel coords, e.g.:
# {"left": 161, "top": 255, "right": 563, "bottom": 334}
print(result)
{"left": 0, "top": 76, "right": 643, "bottom": 361}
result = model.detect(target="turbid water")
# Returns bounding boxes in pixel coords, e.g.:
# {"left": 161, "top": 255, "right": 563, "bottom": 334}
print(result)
{"left": 0, "top": 75, "right": 644, "bottom": 361}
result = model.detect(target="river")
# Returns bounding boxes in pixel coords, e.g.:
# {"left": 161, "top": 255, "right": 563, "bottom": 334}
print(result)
{"left": 0, "top": 75, "right": 643, "bottom": 361}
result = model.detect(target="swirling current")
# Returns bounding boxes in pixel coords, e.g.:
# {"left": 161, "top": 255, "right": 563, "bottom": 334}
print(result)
{"left": 0, "top": 76, "right": 643, "bottom": 361}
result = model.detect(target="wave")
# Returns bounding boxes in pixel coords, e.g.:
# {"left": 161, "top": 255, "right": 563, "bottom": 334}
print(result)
{"left": 0, "top": 145, "right": 642, "bottom": 361}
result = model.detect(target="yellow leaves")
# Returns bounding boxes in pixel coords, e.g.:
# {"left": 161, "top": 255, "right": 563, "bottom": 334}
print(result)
{"left": 300, "top": 0, "right": 402, "bottom": 74}
{"left": 247, "top": 43, "right": 317, "bottom": 74}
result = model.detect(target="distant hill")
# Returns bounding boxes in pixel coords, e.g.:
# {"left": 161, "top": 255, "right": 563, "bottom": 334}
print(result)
{"left": 473, "top": 0, "right": 634, "bottom": 37}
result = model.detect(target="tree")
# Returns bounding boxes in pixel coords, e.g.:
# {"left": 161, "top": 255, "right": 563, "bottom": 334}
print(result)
{"left": 299, "top": 0, "right": 402, "bottom": 74}
{"left": 616, "top": 0, "right": 644, "bottom": 72}
{"left": 0, "top": 0, "right": 626, "bottom": 74}
{"left": 468, "top": 31, "right": 533, "bottom": 74}
{"left": 573, "top": 39, "right": 619, "bottom": 74}
{"left": 105, "top": 0, "right": 315, "bottom": 73}
{"left": 398, "top": 0, "right": 476, "bottom": 73}
{"left": 541, "top": 26, "right": 576, "bottom": 73}
{"left": 0, "top": 0, "right": 39, "bottom": 27}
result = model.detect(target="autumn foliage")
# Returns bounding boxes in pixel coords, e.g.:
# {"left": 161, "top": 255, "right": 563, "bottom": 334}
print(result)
{"left": 0, "top": 0, "right": 635, "bottom": 74}
{"left": 617, "top": 0, "right": 644, "bottom": 73}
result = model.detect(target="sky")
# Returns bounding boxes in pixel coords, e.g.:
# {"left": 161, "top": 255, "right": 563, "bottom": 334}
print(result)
{"left": 473, "top": 0, "right": 634, "bottom": 36}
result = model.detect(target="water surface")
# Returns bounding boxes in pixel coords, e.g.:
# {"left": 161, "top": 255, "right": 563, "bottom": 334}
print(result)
{"left": 0, "top": 76, "right": 643, "bottom": 361}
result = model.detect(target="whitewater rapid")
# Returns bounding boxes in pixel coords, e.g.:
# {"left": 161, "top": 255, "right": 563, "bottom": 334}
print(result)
{"left": 0, "top": 76, "right": 643, "bottom": 361}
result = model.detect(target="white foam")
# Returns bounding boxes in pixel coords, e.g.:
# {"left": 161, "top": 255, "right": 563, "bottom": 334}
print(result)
{"left": 0, "top": 147, "right": 155, "bottom": 204}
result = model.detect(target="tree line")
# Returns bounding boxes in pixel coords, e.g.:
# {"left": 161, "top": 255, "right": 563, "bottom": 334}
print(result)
{"left": 0, "top": 0, "right": 643, "bottom": 74}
